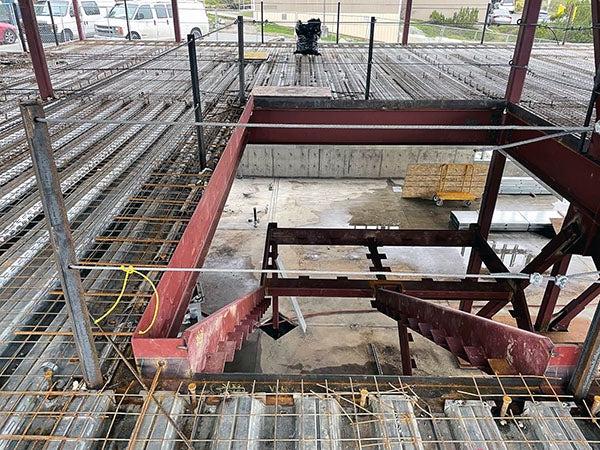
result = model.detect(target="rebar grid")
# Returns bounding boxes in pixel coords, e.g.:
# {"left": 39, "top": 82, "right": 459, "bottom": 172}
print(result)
{"left": 0, "top": 374, "right": 598, "bottom": 446}
{"left": 1, "top": 38, "right": 599, "bottom": 446}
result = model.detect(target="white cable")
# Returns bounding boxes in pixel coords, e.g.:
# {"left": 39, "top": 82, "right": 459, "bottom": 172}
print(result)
{"left": 37, "top": 118, "right": 594, "bottom": 133}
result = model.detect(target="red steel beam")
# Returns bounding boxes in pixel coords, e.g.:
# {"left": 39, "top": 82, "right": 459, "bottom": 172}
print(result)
{"left": 505, "top": 0, "right": 542, "bottom": 103}
{"left": 133, "top": 98, "right": 254, "bottom": 339}
{"left": 71, "top": 0, "right": 85, "bottom": 40}
{"left": 265, "top": 277, "right": 513, "bottom": 301}
{"left": 505, "top": 112, "right": 600, "bottom": 228}
{"left": 401, "top": 0, "right": 412, "bottom": 45}
{"left": 19, "top": 0, "right": 53, "bottom": 100}
{"left": 269, "top": 227, "right": 476, "bottom": 247}
{"left": 550, "top": 283, "right": 600, "bottom": 332}
{"left": 248, "top": 107, "right": 500, "bottom": 145}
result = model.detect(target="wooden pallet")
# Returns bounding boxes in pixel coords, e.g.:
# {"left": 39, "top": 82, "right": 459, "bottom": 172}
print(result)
{"left": 402, "top": 163, "right": 488, "bottom": 200}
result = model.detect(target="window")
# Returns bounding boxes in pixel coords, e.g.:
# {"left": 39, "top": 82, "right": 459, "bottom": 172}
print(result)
{"left": 135, "top": 5, "right": 152, "bottom": 20}
{"left": 281, "top": 13, "right": 287, "bottom": 20}
{"left": 154, "top": 4, "right": 167, "bottom": 18}
{"left": 34, "top": 1, "right": 69, "bottom": 17}
{"left": 166, "top": 4, "right": 173, "bottom": 18}
{"left": 108, "top": 3, "right": 137, "bottom": 19}
{"left": 81, "top": 1, "right": 100, "bottom": 15}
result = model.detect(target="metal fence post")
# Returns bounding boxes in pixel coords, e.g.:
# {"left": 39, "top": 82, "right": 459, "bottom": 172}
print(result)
{"left": 47, "top": 1, "right": 60, "bottom": 46}
{"left": 11, "top": 2, "right": 27, "bottom": 52}
{"left": 365, "top": 16, "right": 375, "bottom": 100}
{"left": 187, "top": 34, "right": 206, "bottom": 169}
{"left": 237, "top": 16, "right": 246, "bottom": 104}
{"left": 336, "top": 1, "right": 340, "bottom": 44}
{"left": 19, "top": 100, "right": 103, "bottom": 389}
{"left": 260, "top": 1, "right": 264, "bottom": 44}
{"left": 124, "top": 0, "right": 131, "bottom": 40}
{"left": 481, "top": 2, "right": 491, "bottom": 45}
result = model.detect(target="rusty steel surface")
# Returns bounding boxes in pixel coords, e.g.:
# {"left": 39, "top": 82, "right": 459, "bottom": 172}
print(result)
{"left": 505, "top": 0, "right": 542, "bottom": 103}
{"left": 375, "top": 289, "right": 561, "bottom": 376}
{"left": 248, "top": 103, "right": 502, "bottom": 145}
{"left": 133, "top": 99, "right": 254, "bottom": 340}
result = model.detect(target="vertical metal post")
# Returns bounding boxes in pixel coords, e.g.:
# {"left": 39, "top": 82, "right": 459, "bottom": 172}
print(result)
{"left": 11, "top": 2, "right": 28, "bottom": 52}
{"left": 171, "top": 0, "right": 182, "bottom": 42}
{"left": 47, "top": 1, "right": 60, "bottom": 46}
{"left": 19, "top": 100, "right": 103, "bottom": 389}
{"left": 562, "top": 3, "right": 575, "bottom": 45}
{"left": 124, "top": 0, "right": 131, "bottom": 40}
{"left": 401, "top": 0, "right": 412, "bottom": 45}
{"left": 569, "top": 301, "right": 600, "bottom": 398}
{"left": 481, "top": 2, "right": 491, "bottom": 45}
{"left": 237, "top": 16, "right": 246, "bottom": 104}
{"left": 398, "top": 320, "right": 412, "bottom": 375}
{"left": 336, "top": 1, "right": 340, "bottom": 44}
{"left": 365, "top": 16, "right": 375, "bottom": 100}
{"left": 504, "top": 0, "right": 542, "bottom": 103}
{"left": 260, "top": 1, "right": 264, "bottom": 44}
{"left": 459, "top": 151, "right": 506, "bottom": 313}
{"left": 187, "top": 34, "right": 206, "bottom": 169}
{"left": 272, "top": 297, "right": 279, "bottom": 330}
{"left": 71, "top": 0, "right": 85, "bottom": 40}
{"left": 19, "top": 0, "right": 54, "bottom": 99}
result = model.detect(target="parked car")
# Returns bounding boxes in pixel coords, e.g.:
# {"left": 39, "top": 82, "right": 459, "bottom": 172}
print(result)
{"left": 0, "top": 21, "right": 17, "bottom": 44}
{"left": 95, "top": 0, "right": 209, "bottom": 40}
{"left": 34, "top": 0, "right": 112, "bottom": 41}
{"left": 488, "top": 5, "right": 512, "bottom": 25}
{"left": 539, "top": 10, "right": 550, "bottom": 23}
{"left": 498, "top": 0, "right": 515, "bottom": 13}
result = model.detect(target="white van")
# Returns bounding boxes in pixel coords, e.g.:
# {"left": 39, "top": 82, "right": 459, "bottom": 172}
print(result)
{"left": 95, "top": 0, "right": 209, "bottom": 40}
{"left": 34, "top": 0, "right": 113, "bottom": 40}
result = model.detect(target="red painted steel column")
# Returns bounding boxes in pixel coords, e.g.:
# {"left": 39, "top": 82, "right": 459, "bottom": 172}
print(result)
{"left": 504, "top": 0, "right": 542, "bottom": 103}
{"left": 19, "top": 0, "right": 53, "bottom": 100}
{"left": 171, "top": 0, "right": 182, "bottom": 42}
{"left": 71, "top": 0, "right": 85, "bottom": 40}
{"left": 535, "top": 206, "right": 575, "bottom": 331}
{"left": 401, "top": 0, "right": 412, "bottom": 45}
{"left": 459, "top": 151, "right": 506, "bottom": 312}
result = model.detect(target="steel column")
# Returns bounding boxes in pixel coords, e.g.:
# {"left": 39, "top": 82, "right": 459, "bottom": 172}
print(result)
{"left": 12, "top": 2, "right": 27, "bottom": 52}
{"left": 569, "top": 301, "right": 600, "bottom": 398}
{"left": 397, "top": 321, "right": 412, "bottom": 375}
{"left": 365, "top": 17, "right": 375, "bottom": 100}
{"left": 71, "top": 0, "right": 85, "bottom": 40}
{"left": 237, "top": 16, "right": 245, "bottom": 104}
{"left": 504, "top": 0, "right": 542, "bottom": 103}
{"left": 260, "top": 1, "right": 264, "bottom": 44}
{"left": 535, "top": 255, "right": 571, "bottom": 331}
{"left": 401, "top": 0, "right": 412, "bottom": 45}
{"left": 19, "top": 0, "right": 54, "bottom": 99}
{"left": 459, "top": 151, "right": 506, "bottom": 313}
{"left": 47, "top": 1, "right": 59, "bottom": 46}
{"left": 335, "top": 1, "right": 340, "bottom": 44}
{"left": 20, "top": 100, "right": 103, "bottom": 388}
{"left": 480, "top": 2, "right": 491, "bottom": 44}
{"left": 187, "top": 34, "right": 206, "bottom": 169}
{"left": 124, "top": 0, "right": 131, "bottom": 40}
{"left": 171, "top": 0, "right": 181, "bottom": 42}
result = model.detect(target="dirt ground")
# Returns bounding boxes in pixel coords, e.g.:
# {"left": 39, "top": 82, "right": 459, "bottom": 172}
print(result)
{"left": 197, "top": 177, "right": 597, "bottom": 376}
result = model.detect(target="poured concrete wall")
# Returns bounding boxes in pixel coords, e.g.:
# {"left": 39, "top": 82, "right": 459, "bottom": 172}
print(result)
{"left": 239, "top": 145, "right": 478, "bottom": 179}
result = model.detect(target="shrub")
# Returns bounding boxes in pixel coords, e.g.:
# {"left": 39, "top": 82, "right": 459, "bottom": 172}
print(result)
{"left": 429, "top": 7, "right": 479, "bottom": 28}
